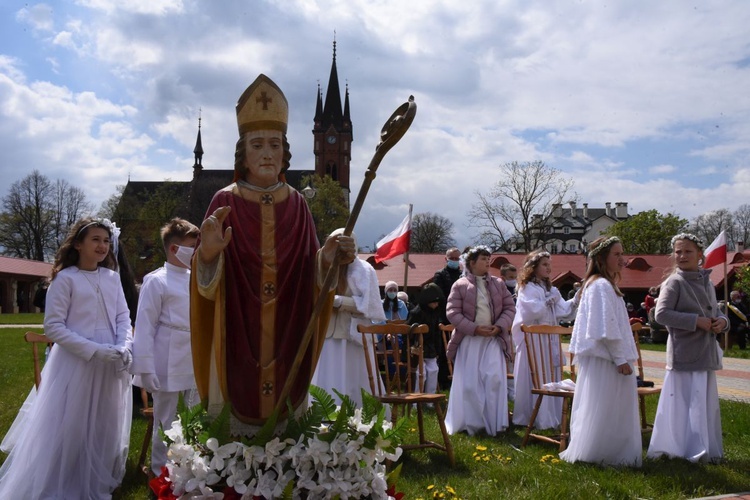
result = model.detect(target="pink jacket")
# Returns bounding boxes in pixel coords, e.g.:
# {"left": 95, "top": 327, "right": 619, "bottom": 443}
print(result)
{"left": 446, "top": 273, "right": 516, "bottom": 362}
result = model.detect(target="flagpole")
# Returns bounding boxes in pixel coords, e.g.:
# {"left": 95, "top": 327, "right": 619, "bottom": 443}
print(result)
{"left": 723, "top": 258, "right": 729, "bottom": 350}
{"left": 402, "top": 204, "right": 413, "bottom": 293}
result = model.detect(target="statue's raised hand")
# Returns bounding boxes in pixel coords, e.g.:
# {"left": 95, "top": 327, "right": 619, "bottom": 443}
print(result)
{"left": 199, "top": 206, "right": 233, "bottom": 264}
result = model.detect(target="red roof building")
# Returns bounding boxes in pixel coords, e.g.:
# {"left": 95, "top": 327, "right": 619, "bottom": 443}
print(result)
{"left": 0, "top": 256, "right": 52, "bottom": 314}
{"left": 362, "top": 251, "right": 750, "bottom": 306}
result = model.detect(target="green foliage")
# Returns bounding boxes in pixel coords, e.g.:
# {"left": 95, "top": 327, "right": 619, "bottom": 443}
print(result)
{"left": 301, "top": 174, "right": 350, "bottom": 246}
{"left": 734, "top": 265, "right": 750, "bottom": 298}
{"left": 604, "top": 209, "right": 688, "bottom": 254}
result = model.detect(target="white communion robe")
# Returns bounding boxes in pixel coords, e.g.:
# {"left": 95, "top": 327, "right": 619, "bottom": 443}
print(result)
{"left": 311, "top": 258, "right": 386, "bottom": 407}
{"left": 559, "top": 277, "right": 642, "bottom": 467}
{"left": 511, "top": 282, "right": 576, "bottom": 428}
{"left": 132, "top": 262, "right": 199, "bottom": 476}
{"left": 0, "top": 267, "right": 133, "bottom": 499}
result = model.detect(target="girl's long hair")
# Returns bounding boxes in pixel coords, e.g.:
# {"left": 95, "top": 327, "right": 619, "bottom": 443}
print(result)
{"left": 519, "top": 249, "right": 551, "bottom": 291}
{"left": 582, "top": 236, "right": 623, "bottom": 297}
{"left": 51, "top": 218, "right": 116, "bottom": 280}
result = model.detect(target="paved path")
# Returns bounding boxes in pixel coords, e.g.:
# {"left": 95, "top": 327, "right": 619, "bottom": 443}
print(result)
{"left": 639, "top": 348, "right": 750, "bottom": 403}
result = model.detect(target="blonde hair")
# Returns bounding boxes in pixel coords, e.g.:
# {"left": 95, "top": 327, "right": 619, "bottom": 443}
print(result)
{"left": 582, "top": 236, "right": 623, "bottom": 297}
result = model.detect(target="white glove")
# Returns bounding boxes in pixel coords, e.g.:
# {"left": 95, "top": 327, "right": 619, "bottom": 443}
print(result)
{"left": 333, "top": 295, "right": 343, "bottom": 308}
{"left": 140, "top": 373, "right": 161, "bottom": 393}
{"left": 92, "top": 345, "right": 121, "bottom": 363}
{"left": 115, "top": 346, "right": 132, "bottom": 372}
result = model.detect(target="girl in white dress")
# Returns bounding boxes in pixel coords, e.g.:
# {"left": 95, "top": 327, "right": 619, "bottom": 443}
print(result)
{"left": 511, "top": 249, "right": 577, "bottom": 428}
{"left": 560, "top": 236, "right": 642, "bottom": 467}
{"left": 445, "top": 246, "right": 516, "bottom": 436}
{"left": 312, "top": 230, "right": 387, "bottom": 407}
{"left": 647, "top": 233, "right": 727, "bottom": 463}
{"left": 0, "top": 218, "right": 134, "bottom": 499}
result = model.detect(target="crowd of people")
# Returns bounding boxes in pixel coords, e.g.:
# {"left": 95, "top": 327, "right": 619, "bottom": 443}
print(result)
{"left": 0, "top": 71, "right": 742, "bottom": 497}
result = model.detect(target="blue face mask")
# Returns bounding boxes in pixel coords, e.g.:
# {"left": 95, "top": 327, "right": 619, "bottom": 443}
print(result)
{"left": 447, "top": 260, "right": 460, "bottom": 270}
{"left": 386, "top": 291, "right": 397, "bottom": 300}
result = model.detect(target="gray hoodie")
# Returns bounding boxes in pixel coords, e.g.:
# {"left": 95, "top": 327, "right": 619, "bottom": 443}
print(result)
{"left": 655, "top": 269, "right": 727, "bottom": 371}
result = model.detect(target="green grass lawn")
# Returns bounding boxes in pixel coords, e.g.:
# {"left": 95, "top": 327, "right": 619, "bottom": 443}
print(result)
{"left": 2, "top": 325, "right": 749, "bottom": 499}
{"left": 0, "top": 312, "right": 44, "bottom": 325}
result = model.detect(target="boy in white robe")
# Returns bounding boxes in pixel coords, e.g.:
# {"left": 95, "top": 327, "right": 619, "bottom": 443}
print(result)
{"left": 132, "top": 217, "right": 200, "bottom": 476}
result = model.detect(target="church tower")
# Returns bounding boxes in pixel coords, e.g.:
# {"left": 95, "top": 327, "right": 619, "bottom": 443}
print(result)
{"left": 313, "top": 40, "right": 352, "bottom": 195}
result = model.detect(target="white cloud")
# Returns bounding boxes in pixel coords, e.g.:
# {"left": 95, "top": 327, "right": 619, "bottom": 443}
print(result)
{"left": 16, "top": 4, "right": 54, "bottom": 33}
{"left": 649, "top": 164, "right": 677, "bottom": 175}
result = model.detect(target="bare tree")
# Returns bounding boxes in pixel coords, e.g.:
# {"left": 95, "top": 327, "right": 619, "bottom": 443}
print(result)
{"left": 0, "top": 170, "right": 54, "bottom": 261}
{"left": 0, "top": 171, "right": 93, "bottom": 261}
{"left": 98, "top": 184, "right": 126, "bottom": 219}
{"left": 691, "top": 209, "right": 734, "bottom": 248}
{"left": 468, "top": 161, "right": 575, "bottom": 252}
{"left": 410, "top": 212, "right": 456, "bottom": 253}
{"left": 733, "top": 204, "right": 750, "bottom": 248}
{"left": 51, "top": 179, "right": 93, "bottom": 250}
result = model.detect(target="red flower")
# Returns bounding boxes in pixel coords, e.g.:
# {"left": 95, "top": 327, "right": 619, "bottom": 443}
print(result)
{"left": 386, "top": 483, "right": 405, "bottom": 500}
{"left": 149, "top": 467, "right": 178, "bottom": 500}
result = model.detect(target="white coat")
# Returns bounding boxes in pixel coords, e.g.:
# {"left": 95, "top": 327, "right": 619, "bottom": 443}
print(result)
{"left": 132, "top": 262, "right": 195, "bottom": 392}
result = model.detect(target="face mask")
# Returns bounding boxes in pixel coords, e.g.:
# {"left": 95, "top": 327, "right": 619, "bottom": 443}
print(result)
{"left": 386, "top": 291, "right": 397, "bottom": 300}
{"left": 504, "top": 279, "right": 517, "bottom": 288}
{"left": 446, "top": 260, "right": 460, "bottom": 270}
{"left": 174, "top": 245, "right": 194, "bottom": 268}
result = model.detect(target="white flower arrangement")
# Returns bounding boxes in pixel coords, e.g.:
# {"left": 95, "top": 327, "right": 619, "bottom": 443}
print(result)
{"left": 152, "top": 386, "right": 406, "bottom": 500}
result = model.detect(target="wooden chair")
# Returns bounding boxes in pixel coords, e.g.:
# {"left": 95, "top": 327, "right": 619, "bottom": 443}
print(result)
{"left": 24, "top": 331, "right": 51, "bottom": 389}
{"left": 357, "top": 322, "right": 455, "bottom": 466}
{"left": 519, "top": 324, "right": 575, "bottom": 451}
{"left": 631, "top": 323, "right": 662, "bottom": 433}
{"left": 438, "top": 323, "right": 455, "bottom": 382}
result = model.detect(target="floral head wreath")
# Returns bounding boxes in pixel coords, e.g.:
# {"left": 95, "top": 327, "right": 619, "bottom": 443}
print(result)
{"left": 76, "top": 218, "right": 121, "bottom": 257}
{"left": 588, "top": 236, "right": 620, "bottom": 259}
{"left": 460, "top": 245, "right": 492, "bottom": 275}
{"left": 670, "top": 233, "right": 704, "bottom": 251}
{"left": 524, "top": 251, "right": 551, "bottom": 269}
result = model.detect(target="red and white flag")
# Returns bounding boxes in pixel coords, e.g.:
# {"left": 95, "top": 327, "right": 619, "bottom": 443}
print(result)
{"left": 374, "top": 213, "right": 411, "bottom": 263}
{"left": 703, "top": 230, "right": 727, "bottom": 269}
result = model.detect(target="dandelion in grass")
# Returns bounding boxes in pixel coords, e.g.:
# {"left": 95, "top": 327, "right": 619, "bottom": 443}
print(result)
{"left": 475, "top": 445, "right": 487, "bottom": 451}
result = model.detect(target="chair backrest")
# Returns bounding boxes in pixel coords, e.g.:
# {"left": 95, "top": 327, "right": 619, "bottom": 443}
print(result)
{"left": 357, "top": 322, "right": 429, "bottom": 397}
{"left": 24, "top": 331, "right": 50, "bottom": 389}
{"left": 438, "top": 323, "right": 454, "bottom": 379}
{"left": 630, "top": 323, "right": 646, "bottom": 380}
{"left": 520, "top": 324, "right": 572, "bottom": 390}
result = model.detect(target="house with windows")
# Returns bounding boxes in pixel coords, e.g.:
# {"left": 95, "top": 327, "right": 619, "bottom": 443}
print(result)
{"left": 532, "top": 201, "right": 630, "bottom": 254}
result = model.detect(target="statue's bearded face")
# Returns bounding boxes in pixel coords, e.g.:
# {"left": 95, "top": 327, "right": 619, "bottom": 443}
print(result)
{"left": 243, "top": 129, "right": 284, "bottom": 188}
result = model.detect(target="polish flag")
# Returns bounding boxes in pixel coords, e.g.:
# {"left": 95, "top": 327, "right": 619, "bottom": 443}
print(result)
{"left": 374, "top": 213, "right": 411, "bottom": 263}
{"left": 703, "top": 230, "right": 727, "bottom": 269}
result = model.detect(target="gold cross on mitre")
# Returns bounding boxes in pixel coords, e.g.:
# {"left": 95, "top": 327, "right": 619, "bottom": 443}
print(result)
{"left": 236, "top": 74, "right": 289, "bottom": 135}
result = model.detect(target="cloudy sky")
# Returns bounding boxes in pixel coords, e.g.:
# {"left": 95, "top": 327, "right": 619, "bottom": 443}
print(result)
{"left": 2, "top": 0, "right": 749, "bottom": 251}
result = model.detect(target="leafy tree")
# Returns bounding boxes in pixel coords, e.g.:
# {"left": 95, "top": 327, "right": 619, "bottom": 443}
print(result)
{"left": 0, "top": 170, "right": 92, "bottom": 261}
{"left": 603, "top": 209, "right": 687, "bottom": 254}
{"left": 733, "top": 265, "right": 750, "bottom": 299}
{"left": 468, "top": 160, "right": 575, "bottom": 252}
{"left": 410, "top": 212, "right": 456, "bottom": 253}
{"left": 301, "top": 174, "right": 349, "bottom": 246}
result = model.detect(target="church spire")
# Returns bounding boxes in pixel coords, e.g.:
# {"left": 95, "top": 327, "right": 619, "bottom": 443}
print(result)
{"left": 321, "top": 39, "right": 344, "bottom": 130}
{"left": 193, "top": 111, "right": 203, "bottom": 173}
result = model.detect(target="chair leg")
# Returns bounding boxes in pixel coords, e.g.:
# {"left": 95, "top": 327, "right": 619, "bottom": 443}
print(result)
{"left": 416, "top": 403, "right": 426, "bottom": 444}
{"left": 433, "top": 402, "right": 455, "bottom": 467}
{"left": 139, "top": 409, "right": 154, "bottom": 477}
{"left": 522, "top": 394, "right": 544, "bottom": 448}
{"left": 639, "top": 395, "right": 648, "bottom": 430}
{"left": 558, "top": 397, "right": 571, "bottom": 452}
